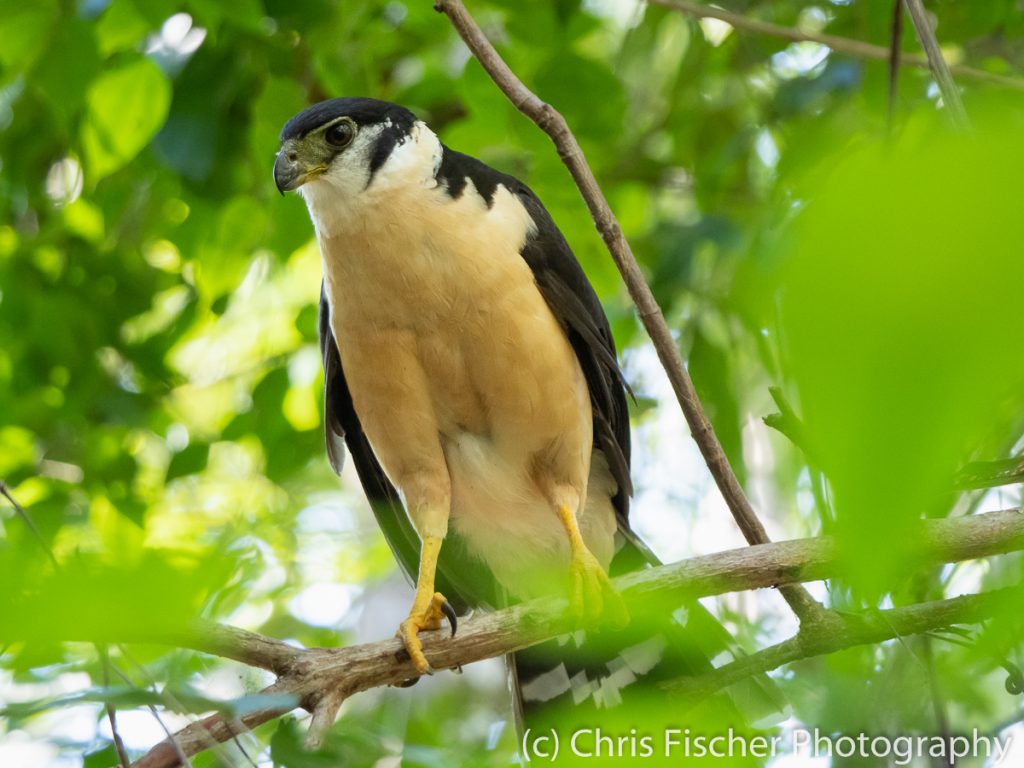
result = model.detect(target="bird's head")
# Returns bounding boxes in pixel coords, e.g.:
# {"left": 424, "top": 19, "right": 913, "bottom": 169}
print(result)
{"left": 274, "top": 97, "right": 428, "bottom": 202}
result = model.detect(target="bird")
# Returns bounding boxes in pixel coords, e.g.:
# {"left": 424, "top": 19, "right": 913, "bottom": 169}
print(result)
{"left": 274, "top": 97, "right": 775, "bottom": 737}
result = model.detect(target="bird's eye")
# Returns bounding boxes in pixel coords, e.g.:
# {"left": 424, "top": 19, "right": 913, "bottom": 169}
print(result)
{"left": 324, "top": 120, "right": 355, "bottom": 148}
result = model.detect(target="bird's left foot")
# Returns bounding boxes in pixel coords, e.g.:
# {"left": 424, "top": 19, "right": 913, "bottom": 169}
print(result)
{"left": 397, "top": 592, "right": 457, "bottom": 675}
{"left": 555, "top": 503, "right": 629, "bottom": 628}
{"left": 569, "top": 547, "right": 629, "bottom": 628}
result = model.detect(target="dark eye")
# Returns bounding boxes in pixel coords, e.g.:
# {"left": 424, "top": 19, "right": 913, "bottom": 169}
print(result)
{"left": 325, "top": 120, "right": 355, "bottom": 148}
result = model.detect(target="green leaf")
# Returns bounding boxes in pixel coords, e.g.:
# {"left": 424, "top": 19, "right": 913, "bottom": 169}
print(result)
{"left": 0, "top": 425, "right": 38, "bottom": 475}
{"left": 0, "top": 0, "right": 58, "bottom": 76}
{"left": 0, "top": 549, "right": 234, "bottom": 644}
{"left": 534, "top": 51, "right": 626, "bottom": 140}
{"left": 84, "top": 744, "right": 120, "bottom": 768}
{"left": 32, "top": 17, "right": 101, "bottom": 120}
{"left": 95, "top": 0, "right": 152, "bottom": 57}
{"left": 690, "top": 324, "right": 745, "bottom": 488}
{"left": 166, "top": 441, "right": 210, "bottom": 481}
{"left": 81, "top": 57, "right": 171, "bottom": 181}
{"left": 772, "top": 115, "right": 1024, "bottom": 594}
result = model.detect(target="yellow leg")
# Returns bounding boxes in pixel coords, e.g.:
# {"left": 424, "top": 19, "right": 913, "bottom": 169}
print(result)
{"left": 557, "top": 505, "right": 629, "bottom": 627}
{"left": 397, "top": 535, "right": 453, "bottom": 675}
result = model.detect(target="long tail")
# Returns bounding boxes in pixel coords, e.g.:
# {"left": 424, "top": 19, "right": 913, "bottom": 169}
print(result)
{"left": 508, "top": 532, "right": 783, "bottom": 766}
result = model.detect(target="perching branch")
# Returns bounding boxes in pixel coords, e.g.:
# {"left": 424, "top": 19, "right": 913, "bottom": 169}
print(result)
{"left": 432, "top": 0, "right": 826, "bottom": 627}
{"left": 127, "top": 508, "right": 1024, "bottom": 767}
{"left": 648, "top": 0, "right": 1024, "bottom": 93}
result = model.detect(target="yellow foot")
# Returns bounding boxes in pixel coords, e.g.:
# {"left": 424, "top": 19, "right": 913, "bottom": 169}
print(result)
{"left": 397, "top": 592, "right": 455, "bottom": 675}
{"left": 569, "top": 549, "right": 629, "bottom": 629}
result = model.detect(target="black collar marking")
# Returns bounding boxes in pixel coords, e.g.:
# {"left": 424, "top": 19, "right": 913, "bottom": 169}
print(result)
{"left": 436, "top": 146, "right": 521, "bottom": 209}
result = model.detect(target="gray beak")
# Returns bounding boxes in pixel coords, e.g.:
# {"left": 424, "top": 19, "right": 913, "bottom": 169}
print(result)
{"left": 274, "top": 151, "right": 301, "bottom": 195}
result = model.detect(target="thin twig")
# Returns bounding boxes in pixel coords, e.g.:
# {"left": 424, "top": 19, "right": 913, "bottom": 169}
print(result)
{"left": 1, "top": 482, "right": 196, "bottom": 765}
{"left": 921, "top": 636, "right": 955, "bottom": 768}
{"left": 956, "top": 457, "right": 1024, "bottom": 490}
{"left": 131, "top": 684, "right": 296, "bottom": 768}
{"left": 118, "top": 647, "right": 236, "bottom": 768}
{"left": 432, "top": 0, "right": 826, "bottom": 626}
{"left": 647, "top": 0, "right": 1024, "bottom": 93}
{"left": 668, "top": 589, "right": 1019, "bottom": 703}
{"left": 224, "top": 719, "right": 259, "bottom": 768}
{"left": 109, "top": 661, "right": 196, "bottom": 768}
{"left": 101, "top": 648, "right": 132, "bottom": 768}
{"left": 903, "top": 0, "right": 970, "bottom": 130}
{"left": 0, "top": 480, "right": 58, "bottom": 568}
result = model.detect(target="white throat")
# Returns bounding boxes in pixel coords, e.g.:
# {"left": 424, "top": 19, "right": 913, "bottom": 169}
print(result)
{"left": 299, "top": 120, "right": 443, "bottom": 239}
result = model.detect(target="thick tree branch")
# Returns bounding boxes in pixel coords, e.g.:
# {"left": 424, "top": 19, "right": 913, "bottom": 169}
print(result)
{"left": 432, "top": 0, "right": 825, "bottom": 626}
{"left": 649, "top": 0, "right": 1024, "bottom": 93}
{"left": 130, "top": 508, "right": 1024, "bottom": 767}
{"left": 152, "top": 622, "right": 302, "bottom": 675}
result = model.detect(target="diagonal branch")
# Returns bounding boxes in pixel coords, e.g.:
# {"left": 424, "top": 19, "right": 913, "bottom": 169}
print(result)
{"left": 130, "top": 685, "right": 297, "bottom": 768}
{"left": 903, "top": 0, "right": 970, "bottom": 130}
{"left": 432, "top": 0, "right": 826, "bottom": 627}
{"left": 648, "top": 0, "right": 1024, "bottom": 93}
{"left": 0, "top": 480, "right": 59, "bottom": 568}
{"left": 101, "top": 649, "right": 132, "bottom": 768}
{"left": 126, "top": 508, "right": 1024, "bottom": 766}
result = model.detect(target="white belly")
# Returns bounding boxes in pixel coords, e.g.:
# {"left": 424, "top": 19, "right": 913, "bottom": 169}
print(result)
{"left": 445, "top": 431, "right": 618, "bottom": 600}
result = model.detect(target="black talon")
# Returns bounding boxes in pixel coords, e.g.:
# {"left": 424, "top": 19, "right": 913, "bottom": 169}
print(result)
{"left": 1003, "top": 661, "right": 1023, "bottom": 695}
{"left": 441, "top": 599, "right": 458, "bottom": 637}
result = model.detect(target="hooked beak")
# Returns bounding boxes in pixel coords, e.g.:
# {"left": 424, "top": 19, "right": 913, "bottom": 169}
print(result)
{"left": 274, "top": 150, "right": 304, "bottom": 194}
{"left": 275, "top": 138, "right": 329, "bottom": 194}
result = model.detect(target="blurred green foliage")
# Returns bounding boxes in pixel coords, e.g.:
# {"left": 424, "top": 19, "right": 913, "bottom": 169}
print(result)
{"left": 770, "top": 118, "right": 1024, "bottom": 594}
{"left": 1, "top": 0, "right": 1024, "bottom": 765}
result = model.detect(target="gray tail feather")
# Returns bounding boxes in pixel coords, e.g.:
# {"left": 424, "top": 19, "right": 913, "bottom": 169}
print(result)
{"left": 507, "top": 533, "right": 785, "bottom": 761}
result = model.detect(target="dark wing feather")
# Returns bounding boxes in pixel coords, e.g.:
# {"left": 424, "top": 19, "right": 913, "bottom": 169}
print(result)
{"left": 513, "top": 187, "right": 633, "bottom": 528}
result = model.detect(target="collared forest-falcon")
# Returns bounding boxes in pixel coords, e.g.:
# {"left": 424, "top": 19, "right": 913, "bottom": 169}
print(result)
{"left": 274, "top": 98, "right": 767, "bottom": 730}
